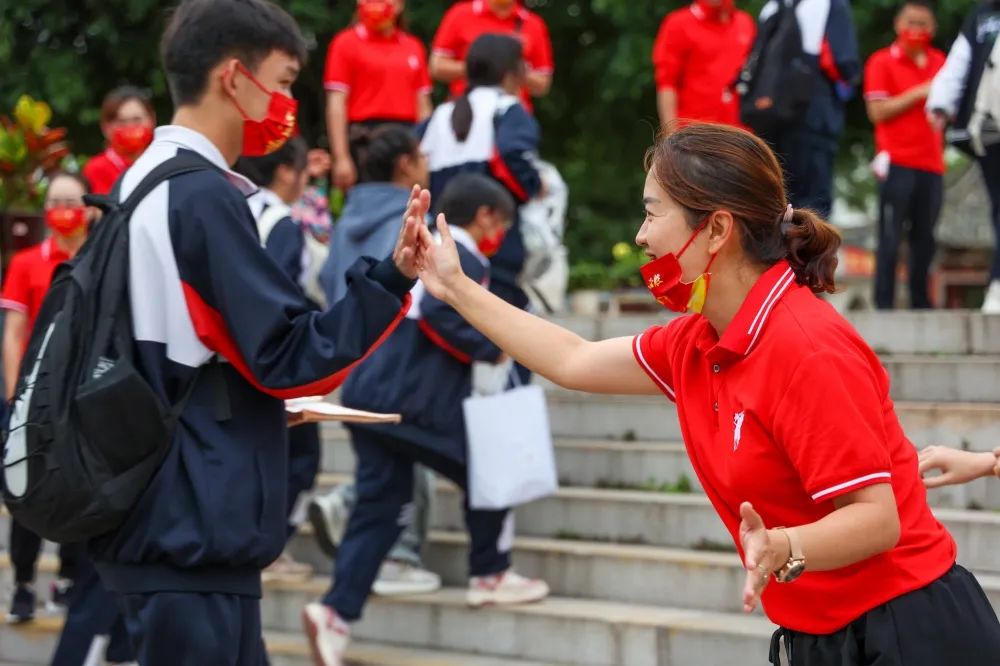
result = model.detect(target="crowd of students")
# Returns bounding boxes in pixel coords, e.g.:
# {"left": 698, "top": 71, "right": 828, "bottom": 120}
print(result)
{"left": 2, "top": 1, "right": 1000, "bottom": 666}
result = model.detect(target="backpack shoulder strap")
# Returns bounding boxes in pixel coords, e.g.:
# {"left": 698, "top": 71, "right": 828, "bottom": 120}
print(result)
{"left": 256, "top": 203, "right": 293, "bottom": 246}
{"left": 119, "top": 152, "right": 219, "bottom": 213}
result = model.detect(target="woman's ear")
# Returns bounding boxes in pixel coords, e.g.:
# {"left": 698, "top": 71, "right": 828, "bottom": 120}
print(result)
{"left": 707, "top": 210, "right": 736, "bottom": 254}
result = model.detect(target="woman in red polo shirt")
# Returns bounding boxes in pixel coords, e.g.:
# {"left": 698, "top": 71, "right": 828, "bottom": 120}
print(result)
{"left": 409, "top": 122, "right": 1000, "bottom": 665}
{"left": 324, "top": 0, "right": 432, "bottom": 191}
{"left": 82, "top": 86, "right": 156, "bottom": 195}
{"left": 1, "top": 172, "right": 92, "bottom": 622}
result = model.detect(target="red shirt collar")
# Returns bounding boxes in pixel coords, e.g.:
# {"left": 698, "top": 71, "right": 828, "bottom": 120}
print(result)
{"left": 104, "top": 147, "right": 127, "bottom": 171}
{"left": 41, "top": 238, "right": 72, "bottom": 263}
{"left": 354, "top": 24, "right": 401, "bottom": 42}
{"left": 473, "top": 0, "right": 528, "bottom": 21}
{"left": 700, "top": 260, "right": 799, "bottom": 362}
{"left": 890, "top": 42, "right": 928, "bottom": 65}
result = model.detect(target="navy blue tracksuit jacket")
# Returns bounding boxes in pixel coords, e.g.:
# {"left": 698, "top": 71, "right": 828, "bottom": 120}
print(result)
{"left": 92, "top": 125, "right": 412, "bottom": 598}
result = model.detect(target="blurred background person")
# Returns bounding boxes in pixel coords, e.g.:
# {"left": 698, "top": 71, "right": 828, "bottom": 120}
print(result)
{"left": 82, "top": 86, "right": 156, "bottom": 195}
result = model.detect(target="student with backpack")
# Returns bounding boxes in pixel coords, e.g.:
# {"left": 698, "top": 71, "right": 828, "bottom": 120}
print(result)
{"left": 738, "top": 0, "right": 860, "bottom": 218}
{"left": 927, "top": 1, "right": 1000, "bottom": 313}
{"left": 2, "top": 172, "right": 90, "bottom": 622}
{"left": 864, "top": 0, "right": 946, "bottom": 310}
{"left": 303, "top": 173, "right": 550, "bottom": 666}
{"left": 421, "top": 33, "right": 541, "bottom": 320}
{"left": 1, "top": 1, "right": 424, "bottom": 663}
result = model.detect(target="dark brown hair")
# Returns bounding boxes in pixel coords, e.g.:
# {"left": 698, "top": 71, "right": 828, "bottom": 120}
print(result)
{"left": 100, "top": 86, "right": 156, "bottom": 125}
{"left": 644, "top": 122, "right": 841, "bottom": 294}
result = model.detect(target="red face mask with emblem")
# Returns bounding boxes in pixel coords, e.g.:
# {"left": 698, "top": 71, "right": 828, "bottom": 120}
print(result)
{"left": 110, "top": 125, "right": 153, "bottom": 157}
{"left": 45, "top": 206, "right": 88, "bottom": 237}
{"left": 358, "top": 0, "right": 398, "bottom": 32}
{"left": 228, "top": 63, "right": 298, "bottom": 157}
{"left": 640, "top": 217, "right": 716, "bottom": 314}
{"left": 695, "top": 0, "right": 734, "bottom": 21}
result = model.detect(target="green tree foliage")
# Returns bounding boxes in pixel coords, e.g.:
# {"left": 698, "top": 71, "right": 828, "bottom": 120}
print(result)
{"left": 0, "top": 0, "right": 983, "bottom": 264}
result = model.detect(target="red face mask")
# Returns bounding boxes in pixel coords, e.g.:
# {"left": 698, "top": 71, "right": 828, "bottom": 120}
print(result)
{"left": 695, "top": 0, "right": 734, "bottom": 21}
{"left": 899, "top": 28, "right": 932, "bottom": 52}
{"left": 45, "top": 206, "right": 88, "bottom": 237}
{"left": 110, "top": 125, "right": 153, "bottom": 158}
{"left": 639, "top": 218, "right": 716, "bottom": 314}
{"left": 478, "top": 228, "right": 506, "bottom": 257}
{"left": 229, "top": 63, "right": 298, "bottom": 158}
{"left": 358, "top": 0, "right": 398, "bottom": 32}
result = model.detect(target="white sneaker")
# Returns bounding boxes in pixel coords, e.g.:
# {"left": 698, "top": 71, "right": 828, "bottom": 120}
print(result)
{"left": 983, "top": 279, "right": 1000, "bottom": 314}
{"left": 466, "top": 570, "right": 549, "bottom": 608}
{"left": 372, "top": 560, "right": 442, "bottom": 596}
{"left": 302, "top": 602, "right": 349, "bottom": 666}
{"left": 308, "top": 490, "right": 349, "bottom": 557}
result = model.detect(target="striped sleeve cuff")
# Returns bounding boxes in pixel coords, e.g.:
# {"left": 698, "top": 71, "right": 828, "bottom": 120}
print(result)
{"left": 632, "top": 333, "right": 676, "bottom": 401}
{"left": 324, "top": 82, "right": 350, "bottom": 93}
{"left": 0, "top": 299, "right": 28, "bottom": 314}
{"left": 864, "top": 91, "right": 890, "bottom": 101}
{"left": 432, "top": 48, "right": 456, "bottom": 57}
{"left": 811, "top": 472, "right": 892, "bottom": 502}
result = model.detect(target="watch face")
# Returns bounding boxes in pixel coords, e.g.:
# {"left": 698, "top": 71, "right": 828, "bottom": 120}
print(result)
{"left": 781, "top": 561, "right": 806, "bottom": 583}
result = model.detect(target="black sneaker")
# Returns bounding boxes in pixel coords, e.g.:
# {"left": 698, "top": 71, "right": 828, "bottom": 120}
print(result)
{"left": 47, "top": 578, "right": 74, "bottom": 612}
{"left": 8, "top": 583, "right": 36, "bottom": 623}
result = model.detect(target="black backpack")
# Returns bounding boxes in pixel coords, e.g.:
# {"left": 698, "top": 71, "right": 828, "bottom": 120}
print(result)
{"left": 1, "top": 153, "right": 215, "bottom": 543}
{"left": 736, "top": 0, "right": 816, "bottom": 135}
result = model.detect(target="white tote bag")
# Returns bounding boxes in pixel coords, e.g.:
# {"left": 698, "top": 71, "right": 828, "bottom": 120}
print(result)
{"left": 464, "top": 363, "right": 558, "bottom": 510}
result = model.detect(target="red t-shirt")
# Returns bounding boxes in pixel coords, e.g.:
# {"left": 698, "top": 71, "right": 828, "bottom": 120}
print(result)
{"left": 864, "top": 43, "right": 947, "bottom": 175}
{"left": 82, "top": 148, "right": 129, "bottom": 196}
{"left": 324, "top": 25, "right": 432, "bottom": 124}
{"left": 652, "top": 3, "right": 756, "bottom": 126}
{"left": 1, "top": 239, "right": 72, "bottom": 333}
{"left": 431, "top": 0, "right": 554, "bottom": 112}
{"left": 632, "top": 260, "right": 956, "bottom": 634}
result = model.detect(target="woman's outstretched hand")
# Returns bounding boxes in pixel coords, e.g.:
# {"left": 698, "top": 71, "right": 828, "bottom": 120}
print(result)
{"left": 739, "top": 501, "right": 779, "bottom": 614}
{"left": 418, "top": 212, "right": 469, "bottom": 304}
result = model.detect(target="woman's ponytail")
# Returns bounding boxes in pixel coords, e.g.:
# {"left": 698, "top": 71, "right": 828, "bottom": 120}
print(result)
{"left": 783, "top": 207, "right": 841, "bottom": 294}
{"left": 451, "top": 94, "right": 474, "bottom": 142}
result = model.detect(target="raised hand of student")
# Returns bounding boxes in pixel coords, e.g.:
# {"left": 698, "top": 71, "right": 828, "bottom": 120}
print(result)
{"left": 918, "top": 446, "right": 997, "bottom": 489}
{"left": 417, "top": 213, "right": 468, "bottom": 304}
{"left": 739, "top": 501, "right": 777, "bottom": 614}
{"left": 392, "top": 186, "right": 432, "bottom": 280}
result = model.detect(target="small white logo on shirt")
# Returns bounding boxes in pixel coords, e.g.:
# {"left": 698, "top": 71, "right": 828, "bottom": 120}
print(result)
{"left": 409, "top": 55, "right": 419, "bottom": 70}
{"left": 733, "top": 411, "right": 745, "bottom": 451}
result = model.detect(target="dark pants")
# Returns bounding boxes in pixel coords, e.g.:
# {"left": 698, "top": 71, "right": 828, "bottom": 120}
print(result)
{"left": 770, "top": 565, "right": 1000, "bottom": 665}
{"left": 119, "top": 592, "right": 267, "bottom": 666}
{"left": 285, "top": 422, "right": 321, "bottom": 541}
{"left": 977, "top": 145, "right": 1000, "bottom": 281}
{"left": 324, "top": 427, "right": 511, "bottom": 621}
{"left": 874, "top": 165, "right": 943, "bottom": 309}
{"left": 765, "top": 128, "right": 838, "bottom": 219}
{"left": 51, "top": 556, "right": 134, "bottom": 665}
{"left": 9, "top": 518, "right": 81, "bottom": 584}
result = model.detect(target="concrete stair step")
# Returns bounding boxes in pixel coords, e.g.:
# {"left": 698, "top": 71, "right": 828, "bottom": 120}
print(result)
{"left": 288, "top": 525, "right": 1000, "bottom": 616}
{"left": 546, "top": 311, "right": 1000, "bottom": 355}
{"left": 317, "top": 430, "right": 1000, "bottom": 511}
{"left": 262, "top": 581, "right": 777, "bottom": 666}
{"left": 0, "top": 614, "right": 553, "bottom": 666}
{"left": 308, "top": 473, "right": 1000, "bottom": 575}
{"left": 543, "top": 391, "right": 1000, "bottom": 449}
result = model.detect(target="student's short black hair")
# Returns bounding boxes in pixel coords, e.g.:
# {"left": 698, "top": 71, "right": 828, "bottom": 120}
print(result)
{"left": 898, "top": 0, "right": 935, "bottom": 16}
{"left": 437, "top": 173, "right": 516, "bottom": 229}
{"left": 350, "top": 124, "right": 420, "bottom": 184}
{"left": 234, "top": 136, "right": 309, "bottom": 188}
{"left": 161, "top": 0, "right": 308, "bottom": 106}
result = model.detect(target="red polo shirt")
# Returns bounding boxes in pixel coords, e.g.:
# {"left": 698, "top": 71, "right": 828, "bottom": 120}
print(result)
{"left": 431, "top": 0, "right": 554, "bottom": 112}
{"left": 324, "top": 24, "right": 432, "bottom": 123}
{"left": 652, "top": 3, "right": 756, "bottom": 126}
{"left": 632, "top": 260, "right": 956, "bottom": 634}
{"left": 83, "top": 148, "right": 129, "bottom": 195}
{"left": 864, "top": 43, "right": 946, "bottom": 175}
{"left": 1, "top": 239, "right": 72, "bottom": 333}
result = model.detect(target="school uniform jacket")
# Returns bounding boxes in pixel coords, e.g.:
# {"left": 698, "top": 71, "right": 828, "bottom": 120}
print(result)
{"left": 341, "top": 227, "right": 503, "bottom": 471}
{"left": 92, "top": 126, "right": 412, "bottom": 597}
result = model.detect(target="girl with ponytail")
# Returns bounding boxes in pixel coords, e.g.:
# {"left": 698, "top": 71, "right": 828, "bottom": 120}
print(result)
{"left": 411, "top": 121, "right": 1000, "bottom": 666}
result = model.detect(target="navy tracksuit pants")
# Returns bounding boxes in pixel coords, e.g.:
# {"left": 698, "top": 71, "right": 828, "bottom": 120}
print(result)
{"left": 324, "top": 427, "right": 511, "bottom": 621}
{"left": 50, "top": 556, "right": 134, "bottom": 665}
{"left": 286, "top": 422, "right": 321, "bottom": 540}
